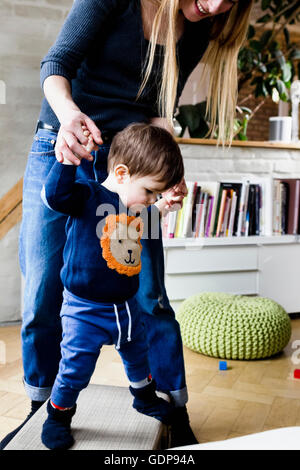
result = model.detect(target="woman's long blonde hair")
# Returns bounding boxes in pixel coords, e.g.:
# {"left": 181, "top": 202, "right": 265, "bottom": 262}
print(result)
{"left": 139, "top": 0, "right": 253, "bottom": 143}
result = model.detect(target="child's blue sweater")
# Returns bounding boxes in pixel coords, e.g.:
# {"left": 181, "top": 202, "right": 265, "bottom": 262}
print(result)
{"left": 42, "top": 161, "right": 157, "bottom": 303}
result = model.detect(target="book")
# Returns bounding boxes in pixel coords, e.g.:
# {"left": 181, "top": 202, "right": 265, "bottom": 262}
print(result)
{"left": 212, "top": 186, "right": 223, "bottom": 237}
{"left": 273, "top": 180, "right": 281, "bottom": 235}
{"left": 195, "top": 192, "right": 205, "bottom": 237}
{"left": 240, "top": 181, "right": 250, "bottom": 236}
{"left": 220, "top": 195, "right": 231, "bottom": 237}
{"left": 246, "top": 184, "right": 257, "bottom": 236}
{"left": 174, "top": 205, "right": 183, "bottom": 237}
{"left": 198, "top": 192, "right": 209, "bottom": 237}
{"left": 178, "top": 190, "right": 190, "bottom": 238}
{"left": 216, "top": 189, "right": 227, "bottom": 237}
{"left": 227, "top": 192, "right": 237, "bottom": 237}
{"left": 278, "top": 179, "right": 300, "bottom": 235}
{"left": 167, "top": 211, "right": 177, "bottom": 238}
{"left": 205, "top": 196, "right": 214, "bottom": 237}
{"left": 255, "top": 185, "right": 261, "bottom": 236}
{"left": 181, "top": 182, "right": 198, "bottom": 238}
{"left": 196, "top": 182, "right": 220, "bottom": 237}
{"left": 191, "top": 185, "right": 202, "bottom": 236}
{"left": 280, "top": 182, "right": 289, "bottom": 234}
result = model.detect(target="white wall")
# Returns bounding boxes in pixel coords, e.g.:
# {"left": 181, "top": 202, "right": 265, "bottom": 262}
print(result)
{"left": 0, "top": 223, "right": 21, "bottom": 323}
{"left": 180, "top": 144, "right": 300, "bottom": 183}
{"left": 0, "top": 0, "right": 73, "bottom": 324}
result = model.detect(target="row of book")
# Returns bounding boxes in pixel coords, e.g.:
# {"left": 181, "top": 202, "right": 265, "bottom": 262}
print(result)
{"left": 162, "top": 178, "right": 300, "bottom": 239}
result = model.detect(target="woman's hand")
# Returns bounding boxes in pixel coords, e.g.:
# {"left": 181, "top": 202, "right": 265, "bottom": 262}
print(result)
{"left": 43, "top": 76, "right": 103, "bottom": 165}
{"left": 162, "top": 177, "right": 188, "bottom": 211}
{"left": 55, "top": 110, "right": 103, "bottom": 166}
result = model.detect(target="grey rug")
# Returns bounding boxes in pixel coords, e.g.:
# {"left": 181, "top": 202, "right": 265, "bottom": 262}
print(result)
{"left": 5, "top": 384, "right": 163, "bottom": 450}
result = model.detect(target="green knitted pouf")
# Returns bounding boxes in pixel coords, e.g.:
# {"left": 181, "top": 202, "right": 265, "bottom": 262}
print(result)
{"left": 176, "top": 292, "right": 291, "bottom": 360}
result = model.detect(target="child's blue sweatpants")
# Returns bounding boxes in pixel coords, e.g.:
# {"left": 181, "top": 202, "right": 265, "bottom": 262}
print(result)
{"left": 51, "top": 289, "right": 150, "bottom": 408}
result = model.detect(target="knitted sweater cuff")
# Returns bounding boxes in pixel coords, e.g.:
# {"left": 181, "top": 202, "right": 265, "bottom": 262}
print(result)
{"left": 40, "top": 61, "right": 72, "bottom": 89}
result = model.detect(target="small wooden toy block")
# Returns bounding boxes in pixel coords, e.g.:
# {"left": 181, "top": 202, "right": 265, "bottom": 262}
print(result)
{"left": 294, "top": 369, "right": 300, "bottom": 379}
{"left": 219, "top": 361, "right": 227, "bottom": 371}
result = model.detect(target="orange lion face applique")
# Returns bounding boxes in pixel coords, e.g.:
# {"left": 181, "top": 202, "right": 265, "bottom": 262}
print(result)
{"left": 100, "top": 213, "right": 144, "bottom": 277}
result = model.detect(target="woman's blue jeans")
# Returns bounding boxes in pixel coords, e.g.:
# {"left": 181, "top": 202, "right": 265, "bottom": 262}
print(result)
{"left": 19, "top": 128, "right": 187, "bottom": 406}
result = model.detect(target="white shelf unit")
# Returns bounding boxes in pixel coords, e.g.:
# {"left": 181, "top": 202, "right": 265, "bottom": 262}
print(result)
{"left": 163, "top": 235, "right": 300, "bottom": 314}
{"left": 164, "top": 140, "right": 300, "bottom": 315}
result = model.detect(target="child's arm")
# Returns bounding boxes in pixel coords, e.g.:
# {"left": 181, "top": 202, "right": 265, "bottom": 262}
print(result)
{"left": 41, "top": 126, "right": 98, "bottom": 216}
{"left": 41, "top": 161, "right": 92, "bottom": 216}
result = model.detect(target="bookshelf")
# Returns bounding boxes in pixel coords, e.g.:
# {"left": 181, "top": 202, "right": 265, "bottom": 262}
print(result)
{"left": 176, "top": 138, "right": 300, "bottom": 151}
{"left": 163, "top": 234, "right": 300, "bottom": 247}
{"left": 163, "top": 140, "right": 300, "bottom": 315}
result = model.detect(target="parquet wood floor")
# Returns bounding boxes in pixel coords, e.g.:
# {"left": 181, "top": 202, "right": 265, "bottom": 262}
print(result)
{"left": 1, "top": 319, "right": 300, "bottom": 443}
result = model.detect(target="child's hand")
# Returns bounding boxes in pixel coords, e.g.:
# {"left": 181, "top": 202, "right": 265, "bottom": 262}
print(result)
{"left": 59, "top": 125, "right": 99, "bottom": 165}
{"left": 163, "top": 194, "right": 184, "bottom": 212}
{"left": 155, "top": 194, "right": 184, "bottom": 217}
{"left": 81, "top": 126, "right": 99, "bottom": 153}
{"left": 162, "top": 178, "right": 188, "bottom": 211}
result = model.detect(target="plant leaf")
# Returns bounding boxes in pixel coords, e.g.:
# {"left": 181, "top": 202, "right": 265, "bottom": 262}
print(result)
{"left": 272, "top": 87, "right": 280, "bottom": 103}
{"left": 262, "top": 0, "right": 271, "bottom": 10}
{"left": 276, "top": 79, "right": 286, "bottom": 96}
{"left": 282, "top": 62, "right": 292, "bottom": 82}
{"left": 250, "top": 39, "right": 263, "bottom": 53}
{"left": 176, "top": 103, "right": 209, "bottom": 139}
{"left": 256, "top": 13, "right": 271, "bottom": 23}
{"left": 283, "top": 27, "right": 290, "bottom": 46}
{"left": 275, "top": 49, "right": 286, "bottom": 67}
{"left": 260, "top": 30, "right": 272, "bottom": 47}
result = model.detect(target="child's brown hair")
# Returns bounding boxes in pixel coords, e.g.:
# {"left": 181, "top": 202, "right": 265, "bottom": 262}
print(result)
{"left": 107, "top": 123, "right": 184, "bottom": 190}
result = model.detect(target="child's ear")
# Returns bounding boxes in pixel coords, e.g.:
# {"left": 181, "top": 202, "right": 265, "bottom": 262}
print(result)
{"left": 114, "top": 164, "right": 130, "bottom": 184}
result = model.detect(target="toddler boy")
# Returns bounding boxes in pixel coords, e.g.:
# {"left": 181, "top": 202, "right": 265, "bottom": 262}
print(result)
{"left": 40, "top": 123, "right": 184, "bottom": 449}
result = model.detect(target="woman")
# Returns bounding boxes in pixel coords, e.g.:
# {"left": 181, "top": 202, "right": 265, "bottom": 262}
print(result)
{"left": 1, "top": 0, "right": 253, "bottom": 449}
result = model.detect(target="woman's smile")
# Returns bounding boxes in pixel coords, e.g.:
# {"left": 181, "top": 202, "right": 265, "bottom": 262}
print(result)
{"left": 179, "top": 0, "right": 237, "bottom": 22}
{"left": 195, "top": 1, "right": 210, "bottom": 17}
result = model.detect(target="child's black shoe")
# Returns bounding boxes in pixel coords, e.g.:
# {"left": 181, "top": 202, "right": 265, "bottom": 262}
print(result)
{"left": 41, "top": 400, "right": 76, "bottom": 450}
{"left": 129, "top": 380, "right": 175, "bottom": 424}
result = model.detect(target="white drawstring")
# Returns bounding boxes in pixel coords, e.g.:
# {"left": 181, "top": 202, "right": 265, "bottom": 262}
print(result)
{"left": 113, "top": 304, "right": 121, "bottom": 350}
{"left": 125, "top": 301, "right": 132, "bottom": 342}
{"left": 114, "top": 302, "right": 132, "bottom": 349}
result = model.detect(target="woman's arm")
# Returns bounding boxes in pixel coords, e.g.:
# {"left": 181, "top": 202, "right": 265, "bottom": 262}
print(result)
{"left": 40, "top": 0, "right": 119, "bottom": 85}
{"left": 40, "top": 0, "right": 121, "bottom": 164}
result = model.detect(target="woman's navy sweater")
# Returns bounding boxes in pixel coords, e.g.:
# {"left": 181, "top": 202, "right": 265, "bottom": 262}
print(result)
{"left": 39, "top": 0, "right": 211, "bottom": 132}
